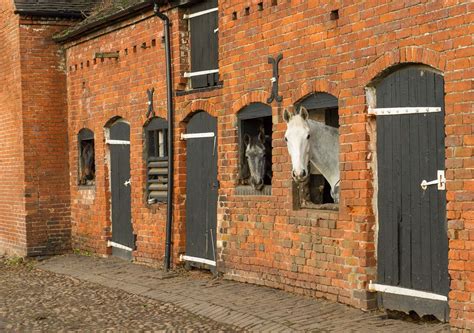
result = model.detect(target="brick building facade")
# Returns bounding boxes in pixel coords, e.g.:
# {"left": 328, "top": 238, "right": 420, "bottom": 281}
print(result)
{"left": 1, "top": 0, "right": 473, "bottom": 329}
{"left": 0, "top": 0, "right": 99, "bottom": 256}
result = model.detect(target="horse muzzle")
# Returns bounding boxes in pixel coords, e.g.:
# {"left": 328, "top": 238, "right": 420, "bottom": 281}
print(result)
{"left": 250, "top": 177, "right": 264, "bottom": 190}
{"left": 292, "top": 169, "right": 309, "bottom": 183}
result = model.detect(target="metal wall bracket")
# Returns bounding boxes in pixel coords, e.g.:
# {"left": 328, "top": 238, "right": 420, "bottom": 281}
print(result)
{"left": 146, "top": 88, "right": 155, "bottom": 118}
{"left": 267, "top": 54, "right": 283, "bottom": 103}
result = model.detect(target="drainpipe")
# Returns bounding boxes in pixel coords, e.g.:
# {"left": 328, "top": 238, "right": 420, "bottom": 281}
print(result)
{"left": 153, "top": 1, "right": 174, "bottom": 272}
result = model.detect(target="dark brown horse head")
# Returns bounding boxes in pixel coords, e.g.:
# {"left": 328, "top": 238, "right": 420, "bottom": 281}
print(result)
{"left": 80, "top": 141, "right": 95, "bottom": 184}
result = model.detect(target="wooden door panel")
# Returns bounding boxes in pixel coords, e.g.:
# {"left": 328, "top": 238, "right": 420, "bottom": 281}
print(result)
{"left": 185, "top": 112, "right": 218, "bottom": 263}
{"left": 110, "top": 122, "right": 134, "bottom": 259}
{"left": 376, "top": 67, "right": 448, "bottom": 294}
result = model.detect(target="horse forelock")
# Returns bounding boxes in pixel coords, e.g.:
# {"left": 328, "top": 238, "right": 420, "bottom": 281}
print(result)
{"left": 246, "top": 136, "right": 265, "bottom": 154}
{"left": 287, "top": 113, "right": 310, "bottom": 131}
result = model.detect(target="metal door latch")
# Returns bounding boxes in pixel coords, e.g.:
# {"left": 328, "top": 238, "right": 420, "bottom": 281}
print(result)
{"left": 124, "top": 179, "right": 131, "bottom": 187}
{"left": 421, "top": 170, "right": 446, "bottom": 190}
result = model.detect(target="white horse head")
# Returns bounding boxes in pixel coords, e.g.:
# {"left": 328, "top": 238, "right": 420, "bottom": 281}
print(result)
{"left": 283, "top": 107, "right": 311, "bottom": 182}
{"left": 283, "top": 106, "right": 340, "bottom": 203}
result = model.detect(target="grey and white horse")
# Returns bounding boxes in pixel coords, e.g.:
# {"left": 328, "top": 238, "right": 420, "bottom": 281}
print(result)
{"left": 242, "top": 127, "right": 271, "bottom": 190}
{"left": 283, "top": 106, "right": 340, "bottom": 203}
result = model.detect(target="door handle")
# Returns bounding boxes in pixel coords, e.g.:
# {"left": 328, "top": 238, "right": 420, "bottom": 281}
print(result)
{"left": 421, "top": 170, "right": 445, "bottom": 190}
{"left": 124, "top": 179, "right": 131, "bottom": 187}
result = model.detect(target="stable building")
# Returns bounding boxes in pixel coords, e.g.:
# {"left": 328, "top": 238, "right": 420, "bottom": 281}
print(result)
{"left": 0, "top": 0, "right": 100, "bottom": 256}
{"left": 1, "top": 0, "right": 473, "bottom": 329}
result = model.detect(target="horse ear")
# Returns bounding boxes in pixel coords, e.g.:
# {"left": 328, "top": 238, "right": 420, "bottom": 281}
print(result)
{"left": 283, "top": 109, "right": 292, "bottom": 123}
{"left": 243, "top": 134, "right": 250, "bottom": 146}
{"left": 299, "top": 106, "right": 309, "bottom": 120}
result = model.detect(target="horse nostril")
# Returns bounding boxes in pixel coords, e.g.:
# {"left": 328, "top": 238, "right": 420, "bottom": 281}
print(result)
{"left": 302, "top": 169, "right": 307, "bottom": 178}
{"left": 292, "top": 170, "right": 297, "bottom": 178}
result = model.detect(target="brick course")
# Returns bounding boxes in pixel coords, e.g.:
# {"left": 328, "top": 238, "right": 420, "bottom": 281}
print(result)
{"left": 12, "top": 0, "right": 474, "bottom": 329}
{"left": 0, "top": 0, "right": 72, "bottom": 256}
{"left": 0, "top": 0, "right": 26, "bottom": 256}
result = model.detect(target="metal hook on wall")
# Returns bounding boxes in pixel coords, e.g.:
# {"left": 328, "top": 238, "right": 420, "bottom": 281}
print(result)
{"left": 146, "top": 87, "right": 155, "bottom": 118}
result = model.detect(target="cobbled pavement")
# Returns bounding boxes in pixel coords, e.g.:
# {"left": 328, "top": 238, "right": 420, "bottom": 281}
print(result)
{"left": 0, "top": 254, "right": 452, "bottom": 332}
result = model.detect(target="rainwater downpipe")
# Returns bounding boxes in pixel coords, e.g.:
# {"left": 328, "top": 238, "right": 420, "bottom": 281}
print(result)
{"left": 153, "top": 2, "right": 174, "bottom": 272}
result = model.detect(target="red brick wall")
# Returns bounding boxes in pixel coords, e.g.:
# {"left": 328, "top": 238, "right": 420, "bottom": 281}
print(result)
{"left": 64, "top": 12, "right": 173, "bottom": 263}
{"left": 18, "top": 17, "right": 73, "bottom": 255}
{"left": 0, "top": 0, "right": 27, "bottom": 256}
{"left": 214, "top": 1, "right": 473, "bottom": 328}
{"left": 0, "top": 0, "right": 73, "bottom": 256}
{"left": 63, "top": 0, "right": 473, "bottom": 328}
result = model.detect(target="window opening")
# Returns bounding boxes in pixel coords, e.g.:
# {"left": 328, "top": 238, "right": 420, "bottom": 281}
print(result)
{"left": 145, "top": 117, "right": 168, "bottom": 204}
{"left": 185, "top": 0, "right": 219, "bottom": 89}
{"left": 296, "top": 93, "right": 339, "bottom": 207}
{"left": 237, "top": 103, "right": 272, "bottom": 195}
{"left": 78, "top": 128, "right": 95, "bottom": 186}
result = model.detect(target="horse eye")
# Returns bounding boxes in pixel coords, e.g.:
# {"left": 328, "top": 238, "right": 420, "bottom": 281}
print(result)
{"left": 284, "top": 137, "right": 288, "bottom": 142}
{"left": 306, "top": 134, "right": 310, "bottom": 140}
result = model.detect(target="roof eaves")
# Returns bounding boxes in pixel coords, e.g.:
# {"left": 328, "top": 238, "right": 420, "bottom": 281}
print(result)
{"left": 14, "top": 9, "right": 87, "bottom": 19}
{"left": 54, "top": 1, "right": 161, "bottom": 44}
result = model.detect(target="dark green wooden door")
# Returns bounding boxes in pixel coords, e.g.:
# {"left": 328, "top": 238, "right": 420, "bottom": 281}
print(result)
{"left": 110, "top": 121, "right": 134, "bottom": 260}
{"left": 185, "top": 112, "right": 218, "bottom": 267}
{"left": 375, "top": 67, "right": 449, "bottom": 321}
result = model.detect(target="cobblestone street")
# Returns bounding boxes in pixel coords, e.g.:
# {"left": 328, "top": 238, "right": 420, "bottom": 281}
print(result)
{"left": 0, "top": 254, "right": 451, "bottom": 332}
{"left": 0, "top": 258, "right": 239, "bottom": 332}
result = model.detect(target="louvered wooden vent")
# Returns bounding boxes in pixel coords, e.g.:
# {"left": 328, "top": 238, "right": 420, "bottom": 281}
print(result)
{"left": 145, "top": 117, "right": 168, "bottom": 202}
{"left": 147, "top": 157, "right": 168, "bottom": 201}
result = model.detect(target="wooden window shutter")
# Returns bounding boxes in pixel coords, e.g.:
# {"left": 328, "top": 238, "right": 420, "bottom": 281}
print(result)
{"left": 189, "top": 0, "right": 219, "bottom": 89}
{"left": 145, "top": 118, "right": 168, "bottom": 202}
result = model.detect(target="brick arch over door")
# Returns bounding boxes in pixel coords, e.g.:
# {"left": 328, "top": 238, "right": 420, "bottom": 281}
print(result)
{"left": 179, "top": 100, "right": 218, "bottom": 124}
{"left": 231, "top": 90, "right": 268, "bottom": 114}
{"left": 104, "top": 115, "right": 129, "bottom": 129}
{"left": 362, "top": 46, "right": 446, "bottom": 87}
{"left": 291, "top": 80, "right": 340, "bottom": 107}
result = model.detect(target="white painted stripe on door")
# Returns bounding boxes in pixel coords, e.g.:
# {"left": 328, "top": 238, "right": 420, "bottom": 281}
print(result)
{"left": 181, "top": 132, "right": 215, "bottom": 140}
{"left": 183, "top": 7, "right": 218, "bottom": 19}
{"left": 368, "top": 281, "right": 447, "bottom": 301}
{"left": 184, "top": 69, "right": 219, "bottom": 78}
{"left": 182, "top": 255, "right": 216, "bottom": 267}
{"left": 369, "top": 107, "right": 441, "bottom": 115}
{"left": 107, "top": 241, "right": 133, "bottom": 252}
{"left": 106, "top": 139, "right": 130, "bottom": 145}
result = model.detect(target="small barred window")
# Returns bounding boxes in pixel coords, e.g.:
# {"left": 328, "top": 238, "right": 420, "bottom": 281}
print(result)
{"left": 145, "top": 117, "right": 168, "bottom": 203}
